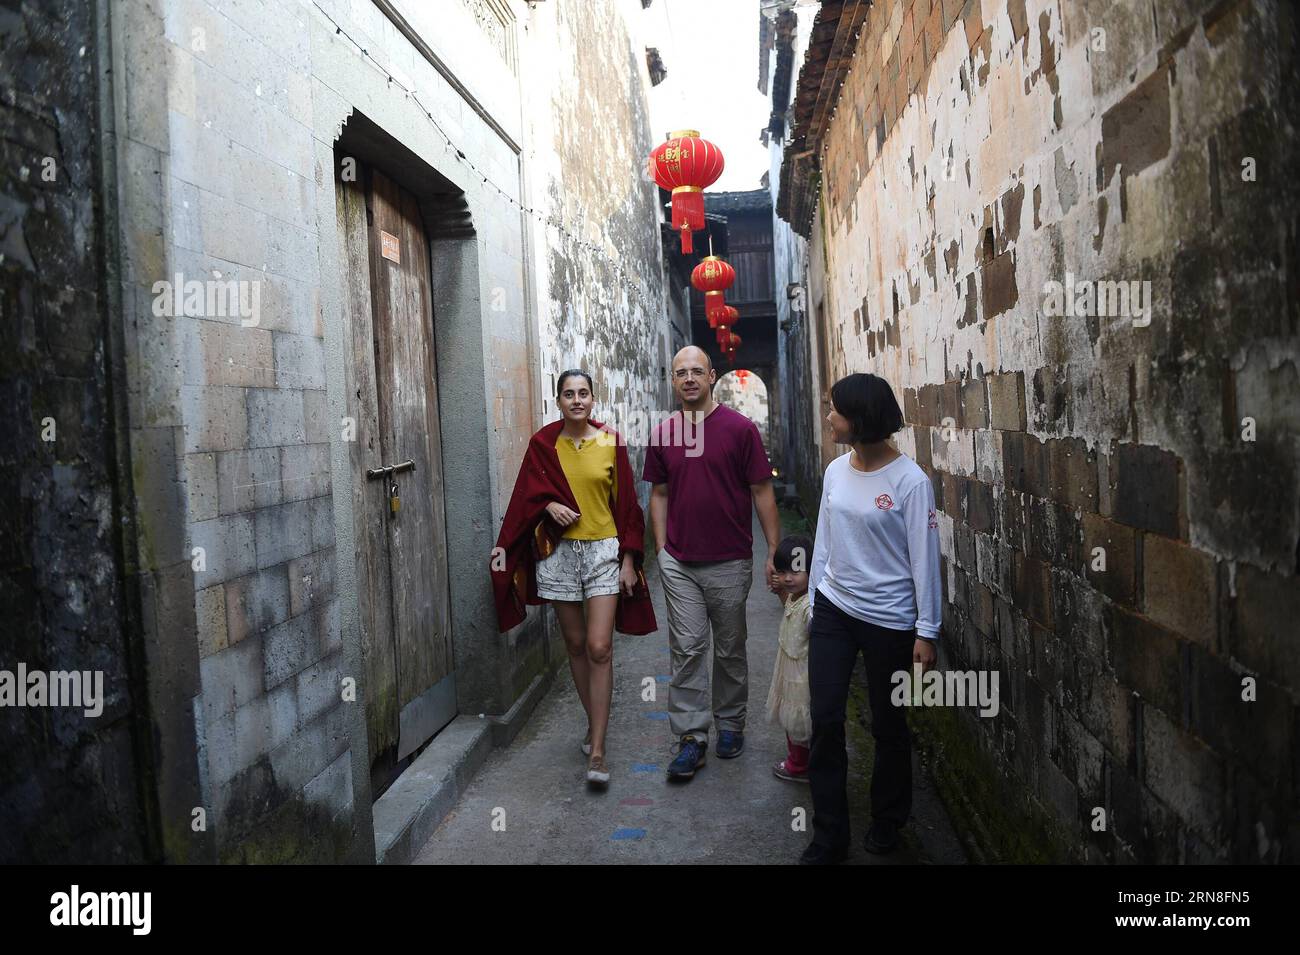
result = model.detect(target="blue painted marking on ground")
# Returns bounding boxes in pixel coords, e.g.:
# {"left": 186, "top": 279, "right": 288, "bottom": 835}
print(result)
{"left": 644, "top": 711, "right": 668, "bottom": 720}
{"left": 655, "top": 675, "right": 670, "bottom": 683}
{"left": 611, "top": 828, "right": 647, "bottom": 841}
{"left": 631, "top": 763, "right": 660, "bottom": 773}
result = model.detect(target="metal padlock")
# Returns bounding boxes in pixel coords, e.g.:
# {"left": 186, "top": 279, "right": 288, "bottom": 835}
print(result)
{"left": 389, "top": 481, "right": 400, "bottom": 515}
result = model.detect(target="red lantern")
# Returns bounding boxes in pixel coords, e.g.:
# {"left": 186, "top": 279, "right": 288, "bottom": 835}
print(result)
{"left": 692, "top": 256, "right": 735, "bottom": 291}
{"left": 693, "top": 255, "right": 735, "bottom": 319}
{"left": 650, "top": 130, "right": 725, "bottom": 253}
{"left": 707, "top": 304, "right": 739, "bottom": 330}
{"left": 712, "top": 310, "right": 743, "bottom": 335}
{"left": 719, "top": 330, "right": 742, "bottom": 353}
{"left": 737, "top": 369, "right": 749, "bottom": 387}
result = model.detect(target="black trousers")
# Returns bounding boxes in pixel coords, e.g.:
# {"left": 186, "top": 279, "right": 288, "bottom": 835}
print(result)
{"left": 808, "top": 587, "right": 915, "bottom": 849}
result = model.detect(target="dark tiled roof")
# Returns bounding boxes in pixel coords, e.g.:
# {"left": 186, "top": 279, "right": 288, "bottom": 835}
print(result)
{"left": 788, "top": 0, "right": 872, "bottom": 147}
{"left": 705, "top": 189, "right": 773, "bottom": 213}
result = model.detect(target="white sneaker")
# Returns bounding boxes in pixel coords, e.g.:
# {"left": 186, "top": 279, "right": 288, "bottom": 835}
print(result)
{"left": 586, "top": 755, "right": 610, "bottom": 786}
{"left": 581, "top": 729, "right": 592, "bottom": 756}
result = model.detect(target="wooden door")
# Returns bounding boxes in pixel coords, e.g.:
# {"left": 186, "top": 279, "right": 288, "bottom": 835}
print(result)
{"left": 336, "top": 163, "right": 456, "bottom": 796}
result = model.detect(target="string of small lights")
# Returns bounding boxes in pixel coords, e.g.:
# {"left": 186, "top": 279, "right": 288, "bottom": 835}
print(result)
{"left": 312, "top": 1, "right": 660, "bottom": 311}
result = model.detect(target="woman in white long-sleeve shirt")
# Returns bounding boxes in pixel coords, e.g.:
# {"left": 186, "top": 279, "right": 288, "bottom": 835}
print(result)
{"left": 799, "top": 373, "right": 941, "bottom": 865}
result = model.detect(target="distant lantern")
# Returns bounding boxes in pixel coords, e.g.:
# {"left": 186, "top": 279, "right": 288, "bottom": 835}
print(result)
{"left": 707, "top": 303, "right": 739, "bottom": 331}
{"left": 737, "top": 369, "right": 749, "bottom": 387}
{"left": 649, "top": 130, "right": 725, "bottom": 253}
{"left": 692, "top": 256, "right": 735, "bottom": 322}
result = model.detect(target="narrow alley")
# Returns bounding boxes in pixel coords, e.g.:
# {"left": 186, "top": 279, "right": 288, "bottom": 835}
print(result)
{"left": 1, "top": 0, "right": 1297, "bottom": 914}
{"left": 413, "top": 516, "right": 966, "bottom": 865}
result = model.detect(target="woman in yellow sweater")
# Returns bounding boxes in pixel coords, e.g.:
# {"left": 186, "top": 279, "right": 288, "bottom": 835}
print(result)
{"left": 535, "top": 370, "right": 640, "bottom": 786}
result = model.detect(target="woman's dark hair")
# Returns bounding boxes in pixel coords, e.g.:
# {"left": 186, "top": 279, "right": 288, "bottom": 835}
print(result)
{"left": 556, "top": 369, "right": 594, "bottom": 397}
{"left": 774, "top": 534, "right": 815, "bottom": 574}
{"left": 829, "top": 373, "right": 903, "bottom": 443}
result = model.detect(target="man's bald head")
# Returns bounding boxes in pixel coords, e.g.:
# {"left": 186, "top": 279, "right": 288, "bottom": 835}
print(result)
{"left": 672, "top": 346, "right": 712, "bottom": 373}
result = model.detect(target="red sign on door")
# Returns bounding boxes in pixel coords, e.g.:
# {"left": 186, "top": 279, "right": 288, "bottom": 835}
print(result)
{"left": 380, "top": 230, "right": 401, "bottom": 264}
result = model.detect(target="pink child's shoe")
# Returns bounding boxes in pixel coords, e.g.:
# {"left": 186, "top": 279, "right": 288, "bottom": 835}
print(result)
{"left": 772, "top": 759, "right": 810, "bottom": 783}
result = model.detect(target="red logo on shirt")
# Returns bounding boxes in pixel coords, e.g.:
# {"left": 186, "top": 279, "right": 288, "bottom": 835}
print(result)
{"left": 874, "top": 494, "right": 894, "bottom": 510}
{"left": 928, "top": 508, "right": 938, "bottom": 529}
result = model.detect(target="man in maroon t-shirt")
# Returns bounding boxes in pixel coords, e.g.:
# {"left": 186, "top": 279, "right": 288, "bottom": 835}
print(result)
{"left": 643, "top": 346, "right": 782, "bottom": 780}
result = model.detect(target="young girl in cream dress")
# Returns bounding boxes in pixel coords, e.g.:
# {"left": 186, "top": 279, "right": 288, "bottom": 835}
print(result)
{"left": 766, "top": 533, "right": 815, "bottom": 782}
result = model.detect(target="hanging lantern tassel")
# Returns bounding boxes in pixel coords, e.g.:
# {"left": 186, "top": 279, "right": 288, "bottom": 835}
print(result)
{"left": 674, "top": 189, "right": 702, "bottom": 253}
{"left": 650, "top": 130, "right": 725, "bottom": 254}
{"left": 705, "top": 292, "right": 726, "bottom": 323}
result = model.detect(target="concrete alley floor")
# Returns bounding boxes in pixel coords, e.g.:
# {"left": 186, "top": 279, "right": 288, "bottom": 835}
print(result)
{"left": 413, "top": 517, "right": 966, "bottom": 865}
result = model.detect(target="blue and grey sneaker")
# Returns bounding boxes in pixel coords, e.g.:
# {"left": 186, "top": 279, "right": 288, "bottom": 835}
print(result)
{"left": 716, "top": 730, "right": 745, "bottom": 758}
{"left": 666, "top": 735, "right": 707, "bottom": 780}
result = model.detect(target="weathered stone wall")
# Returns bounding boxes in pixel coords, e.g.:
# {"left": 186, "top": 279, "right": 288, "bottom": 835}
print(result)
{"left": 808, "top": 0, "right": 1299, "bottom": 861}
{"left": 715, "top": 370, "right": 772, "bottom": 447}
{"left": 524, "top": 0, "right": 669, "bottom": 484}
{"left": 766, "top": 5, "right": 820, "bottom": 504}
{"left": 768, "top": 69, "right": 820, "bottom": 501}
{"left": 769, "top": 173, "right": 817, "bottom": 495}
{"left": 0, "top": 0, "right": 158, "bottom": 862}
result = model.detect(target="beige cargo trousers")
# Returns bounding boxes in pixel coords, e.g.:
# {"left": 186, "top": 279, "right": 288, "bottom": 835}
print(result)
{"left": 656, "top": 549, "right": 754, "bottom": 745}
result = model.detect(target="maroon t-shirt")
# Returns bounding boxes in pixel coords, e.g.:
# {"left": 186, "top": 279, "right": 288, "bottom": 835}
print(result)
{"left": 642, "top": 403, "right": 772, "bottom": 562}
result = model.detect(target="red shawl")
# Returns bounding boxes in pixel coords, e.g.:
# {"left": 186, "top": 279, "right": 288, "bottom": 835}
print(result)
{"left": 490, "top": 417, "right": 657, "bottom": 635}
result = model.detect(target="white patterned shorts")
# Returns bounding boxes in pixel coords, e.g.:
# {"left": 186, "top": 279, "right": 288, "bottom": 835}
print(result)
{"left": 536, "top": 536, "right": 621, "bottom": 602}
